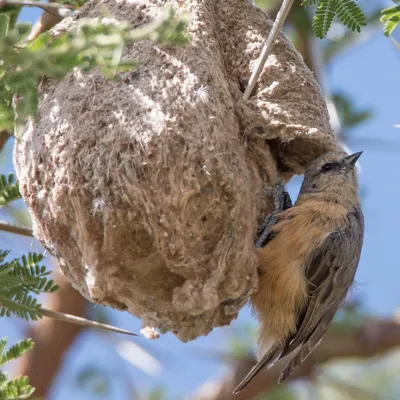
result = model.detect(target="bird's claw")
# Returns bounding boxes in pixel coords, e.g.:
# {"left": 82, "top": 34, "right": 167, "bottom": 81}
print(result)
{"left": 274, "top": 183, "right": 293, "bottom": 212}
{"left": 256, "top": 183, "right": 293, "bottom": 248}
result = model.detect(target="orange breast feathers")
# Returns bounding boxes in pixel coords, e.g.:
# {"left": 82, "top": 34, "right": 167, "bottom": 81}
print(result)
{"left": 251, "top": 199, "right": 349, "bottom": 355}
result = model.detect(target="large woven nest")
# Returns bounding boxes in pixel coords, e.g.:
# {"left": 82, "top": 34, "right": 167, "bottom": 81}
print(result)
{"left": 14, "top": 0, "right": 339, "bottom": 341}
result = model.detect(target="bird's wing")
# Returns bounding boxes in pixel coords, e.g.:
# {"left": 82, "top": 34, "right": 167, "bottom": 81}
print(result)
{"left": 232, "top": 340, "right": 288, "bottom": 394}
{"left": 233, "top": 207, "right": 364, "bottom": 393}
{"left": 276, "top": 206, "right": 364, "bottom": 382}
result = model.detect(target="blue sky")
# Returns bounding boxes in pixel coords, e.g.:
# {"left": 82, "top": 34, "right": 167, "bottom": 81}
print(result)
{"left": 1, "top": 2, "right": 400, "bottom": 399}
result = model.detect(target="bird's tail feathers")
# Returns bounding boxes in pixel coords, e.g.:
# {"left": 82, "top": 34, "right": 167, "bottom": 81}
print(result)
{"left": 278, "top": 337, "right": 323, "bottom": 383}
{"left": 233, "top": 342, "right": 284, "bottom": 394}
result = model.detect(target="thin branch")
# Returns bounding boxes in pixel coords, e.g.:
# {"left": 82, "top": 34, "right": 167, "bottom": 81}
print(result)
{"left": 0, "top": 0, "right": 74, "bottom": 13}
{"left": 390, "top": 36, "right": 400, "bottom": 50}
{"left": 243, "top": 0, "right": 295, "bottom": 100}
{"left": 40, "top": 307, "right": 141, "bottom": 337}
{"left": 0, "top": 220, "right": 33, "bottom": 237}
{"left": 0, "top": 130, "right": 11, "bottom": 153}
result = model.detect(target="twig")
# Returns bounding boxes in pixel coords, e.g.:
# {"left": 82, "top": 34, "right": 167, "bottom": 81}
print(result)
{"left": 0, "top": 220, "right": 33, "bottom": 237}
{"left": 0, "top": 0, "right": 74, "bottom": 13}
{"left": 40, "top": 307, "right": 140, "bottom": 337}
{"left": 0, "top": 130, "right": 11, "bottom": 153}
{"left": 390, "top": 36, "right": 400, "bottom": 50}
{"left": 243, "top": 0, "right": 295, "bottom": 100}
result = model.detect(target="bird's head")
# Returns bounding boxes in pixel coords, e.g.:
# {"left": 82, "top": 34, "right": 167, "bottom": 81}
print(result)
{"left": 299, "top": 151, "right": 363, "bottom": 203}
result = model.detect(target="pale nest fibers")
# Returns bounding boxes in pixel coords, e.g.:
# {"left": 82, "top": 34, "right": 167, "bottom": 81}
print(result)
{"left": 14, "top": 0, "right": 340, "bottom": 341}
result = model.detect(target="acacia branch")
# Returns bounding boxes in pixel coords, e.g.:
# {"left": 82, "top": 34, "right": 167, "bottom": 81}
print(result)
{"left": 0, "top": 220, "right": 33, "bottom": 237}
{"left": 243, "top": 0, "right": 295, "bottom": 99}
{"left": 0, "top": 130, "right": 11, "bottom": 153}
{"left": 0, "top": 0, "right": 74, "bottom": 12}
{"left": 40, "top": 307, "right": 140, "bottom": 337}
{"left": 193, "top": 318, "right": 400, "bottom": 400}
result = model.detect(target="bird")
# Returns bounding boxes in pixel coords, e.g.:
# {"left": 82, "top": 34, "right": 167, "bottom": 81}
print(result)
{"left": 233, "top": 151, "right": 364, "bottom": 394}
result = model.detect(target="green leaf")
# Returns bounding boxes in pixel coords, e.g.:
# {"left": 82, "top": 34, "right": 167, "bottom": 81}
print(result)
{"left": 381, "top": 4, "right": 400, "bottom": 36}
{"left": 0, "top": 252, "right": 58, "bottom": 321}
{"left": 0, "top": 339, "right": 34, "bottom": 367}
{"left": 336, "top": 0, "right": 367, "bottom": 33}
{"left": 0, "top": 174, "right": 21, "bottom": 207}
{"left": 0, "top": 338, "right": 7, "bottom": 359}
{"left": 381, "top": 4, "right": 400, "bottom": 19}
{"left": 384, "top": 17, "right": 400, "bottom": 36}
{"left": 0, "top": 338, "right": 35, "bottom": 399}
{"left": 0, "top": 14, "right": 10, "bottom": 40}
{"left": 304, "top": 0, "right": 368, "bottom": 39}
{"left": 313, "top": 0, "right": 337, "bottom": 39}
{"left": 1, "top": 5, "right": 189, "bottom": 130}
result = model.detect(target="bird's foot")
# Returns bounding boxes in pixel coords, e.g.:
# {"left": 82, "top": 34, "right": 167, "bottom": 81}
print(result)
{"left": 273, "top": 183, "right": 293, "bottom": 212}
{"left": 256, "top": 183, "right": 293, "bottom": 248}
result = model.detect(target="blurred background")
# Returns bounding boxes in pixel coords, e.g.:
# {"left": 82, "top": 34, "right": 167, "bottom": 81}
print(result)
{"left": 1, "top": 0, "right": 400, "bottom": 399}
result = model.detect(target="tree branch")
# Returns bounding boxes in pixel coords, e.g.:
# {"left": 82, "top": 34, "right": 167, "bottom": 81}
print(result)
{"left": 192, "top": 318, "right": 400, "bottom": 400}
{"left": 0, "top": 130, "right": 11, "bottom": 153}
{"left": 0, "top": 0, "right": 74, "bottom": 12}
{"left": 40, "top": 307, "right": 140, "bottom": 337}
{"left": 243, "top": 0, "right": 295, "bottom": 99}
{"left": 0, "top": 220, "right": 33, "bottom": 237}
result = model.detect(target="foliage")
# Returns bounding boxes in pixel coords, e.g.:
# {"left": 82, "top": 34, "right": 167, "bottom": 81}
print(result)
{"left": 322, "top": 7, "right": 382, "bottom": 63}
{"left": 0, "top": 173, "right": 21, "bottom": 207}
{"left": 380, "top": 0, "right": 400, "bottom": 38}
{"left": 302, "top": 0, "right": 367, "bottom": 39}
{"left": 0, "top": 250, "right": 59, "bottom": 321}
{"left": 0, "top": 5, "right": 188, "bottom": 135}
{"left": 0, "top": 337, "right": 35, "bottom": 400}
{"left": 59, "top": 0, "right": 89, "bottom": 6}
{"left": 0, "top": 160, "right": 44, "bottom": 324}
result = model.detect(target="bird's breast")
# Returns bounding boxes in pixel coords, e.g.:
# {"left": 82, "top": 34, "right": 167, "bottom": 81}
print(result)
{"left": 252, "top": 205, "right": 343, "bottom": 341}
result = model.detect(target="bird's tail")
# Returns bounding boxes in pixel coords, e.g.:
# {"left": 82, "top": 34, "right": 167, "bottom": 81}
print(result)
{"left": 233, "top": 342, "right": 284, "bottom": 394}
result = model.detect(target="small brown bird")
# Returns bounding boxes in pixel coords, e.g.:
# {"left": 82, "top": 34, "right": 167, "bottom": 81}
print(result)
{"left": 234, "top": 151, "right": 364, "bottom": 394}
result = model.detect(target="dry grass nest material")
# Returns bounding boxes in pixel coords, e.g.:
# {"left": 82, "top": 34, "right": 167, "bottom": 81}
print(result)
{"left": 14, "top": 0, "right": 339, "bottom": 341}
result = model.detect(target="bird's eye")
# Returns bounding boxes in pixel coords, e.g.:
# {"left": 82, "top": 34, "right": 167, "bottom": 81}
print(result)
{"left": 322, "top": 163, "right": 332, "bottom": 172}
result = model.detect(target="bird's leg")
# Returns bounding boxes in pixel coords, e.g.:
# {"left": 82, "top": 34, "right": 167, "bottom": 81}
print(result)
{"left": 256, "top": 183, "right": 293, "bottom": 248}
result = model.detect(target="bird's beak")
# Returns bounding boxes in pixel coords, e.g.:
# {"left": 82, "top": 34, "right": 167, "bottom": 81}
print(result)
{"left": 343, "top": 151, "right": 363, "bottom": 167}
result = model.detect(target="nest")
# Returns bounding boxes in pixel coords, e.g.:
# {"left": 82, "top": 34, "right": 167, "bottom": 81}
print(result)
{"left": 14, "top": 0, "right": 339, "bottom": 341}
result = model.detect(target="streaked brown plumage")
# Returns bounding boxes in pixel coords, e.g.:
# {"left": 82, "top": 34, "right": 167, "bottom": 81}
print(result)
{"left": 234, "top": 151, "right": 364, "bottom": 394}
